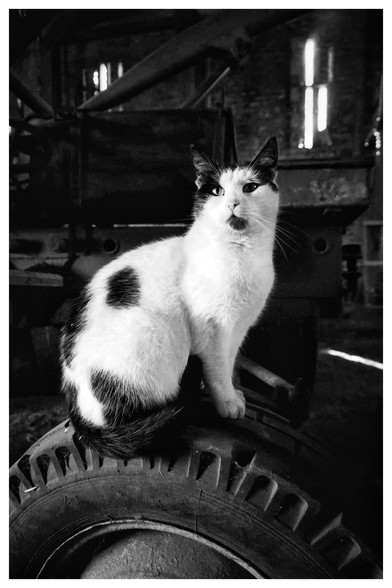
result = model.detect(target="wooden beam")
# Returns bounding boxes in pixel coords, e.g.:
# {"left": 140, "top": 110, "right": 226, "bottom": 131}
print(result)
{"left": 78, "top": 9, "right": 311, "bottom": 112}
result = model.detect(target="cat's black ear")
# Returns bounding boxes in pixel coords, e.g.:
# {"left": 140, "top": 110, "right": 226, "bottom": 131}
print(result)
{"left": 250, "top": 136, "right": 278, "bottom": 170}
{"left": 190, "top": 145, "right": 220, "bottom": 188}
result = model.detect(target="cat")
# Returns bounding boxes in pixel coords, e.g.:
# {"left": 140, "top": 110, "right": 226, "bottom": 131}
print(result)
{"left": 60, "top": 136, "right": 279, "bottom": 459}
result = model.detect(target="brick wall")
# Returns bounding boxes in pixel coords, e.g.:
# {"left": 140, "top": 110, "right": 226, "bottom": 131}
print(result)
{"left": 207, "top": 10, "right": 382, "bottom": 162}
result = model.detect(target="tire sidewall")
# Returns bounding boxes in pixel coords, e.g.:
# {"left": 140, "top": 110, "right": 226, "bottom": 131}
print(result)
{"left": 10, "top": 463, "right": 332, "bottom": 579}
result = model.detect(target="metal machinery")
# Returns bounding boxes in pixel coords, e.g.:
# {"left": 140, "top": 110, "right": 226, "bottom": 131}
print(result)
{"left": 9, "top": 9, "right": 381, "bottom": 579}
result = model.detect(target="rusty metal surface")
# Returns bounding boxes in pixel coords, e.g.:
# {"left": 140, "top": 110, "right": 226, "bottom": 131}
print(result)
{"left": 25, "top": 110, "right": 235, "bottom": 225}
{"left": 278, "top": 167, "right": 369, "bottom": 209}
{"left": 9, "top": 269, "right": 63, "bottom": 288}
{"left": 9, "top": 220, "right": 341, "bottom": 299}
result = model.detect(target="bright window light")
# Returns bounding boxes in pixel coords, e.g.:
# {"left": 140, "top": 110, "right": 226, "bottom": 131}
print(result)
{"left": 93, "top": 70, "right": 99, "bottom": 88}
{"left": 118, "top": 61, "right": 124, "bottom": 78}
{"left": 304, "top": 87, "right": 314, "bottom": 149}
{"left": 99, "top": 63, "right": 108, "bottom": 91}
{"left": 317, "top": 85, "right": 328, "bottom": 131}
{"left": 304, "top": 39, "right": 315, "bottom": 87}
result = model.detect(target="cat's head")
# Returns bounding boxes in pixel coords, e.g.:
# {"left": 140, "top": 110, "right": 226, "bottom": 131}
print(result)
{"left": 190, "top": 137, "right": 279, "bottom": 236}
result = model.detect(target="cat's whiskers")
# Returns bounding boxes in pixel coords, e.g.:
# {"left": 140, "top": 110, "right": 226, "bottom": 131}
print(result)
{"left": 256, "top": 215, "right": 294, "bottom": 238}
{"left": 246, "top": 213, "right": 289, "bottom": 261}
{"left": 249, "top": 212, "right": 298, "bottom": 256}
{"left": 274, "top": 222, "right": 297, "bottom": 240}
{"left": 278, "top": 214, "right": 311, "bottom": 238}
{"left": 253, "top": 211, "right": 299, "bottom": 247}
{"left": 253, "top": 210, "right": 299, "bottom": 239}
{"left": 268, "top": 224, "right": 299, "bottom": 252}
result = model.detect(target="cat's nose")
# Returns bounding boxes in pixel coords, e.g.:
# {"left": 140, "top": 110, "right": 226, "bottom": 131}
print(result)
{"left": 228, "top": 200, "right": 240, "bottom": 211}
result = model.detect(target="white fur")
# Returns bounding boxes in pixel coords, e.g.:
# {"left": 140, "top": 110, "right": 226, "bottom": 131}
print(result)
{"left": 63, "top": 166, "right": 279, "bottom": 425}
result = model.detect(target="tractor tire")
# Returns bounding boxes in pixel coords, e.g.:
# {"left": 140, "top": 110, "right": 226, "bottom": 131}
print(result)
{"left": 9, "top": 389, "right": 382, "bottom": 579}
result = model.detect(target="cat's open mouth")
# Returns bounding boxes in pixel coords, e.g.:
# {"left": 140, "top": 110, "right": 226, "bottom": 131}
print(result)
{"left": 228, "top": 215, "right": 248, "bottom": 231}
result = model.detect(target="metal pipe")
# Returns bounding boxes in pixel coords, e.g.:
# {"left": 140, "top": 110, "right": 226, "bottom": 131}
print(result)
{"left": 78, "top": 9, "right": 311, "bottom": 112}
{"left": 238, "top": 355, "right": 292, "bottom": 391}
{"left": 9, "top": 70, "right": 53, "bottom": 116}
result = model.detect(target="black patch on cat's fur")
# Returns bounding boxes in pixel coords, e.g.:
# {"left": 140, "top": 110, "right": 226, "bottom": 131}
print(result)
{"left": 64, "top": 356, "right": 202, "bottom": 460}
{"left": 60, "top": 288, "right": 91, "bottom": 367}
{"left": 253, "top": 168, "right": 279, "bottom": 193}
{"left": 90, "top": 355, "right": 202, "bottom": 427}
{"left": 190, "top": 145, "right": 221, "bottom": 183}
{"left": 248, "top": 136, "right": 279, "bottom": 192}
{"left": 268, "top": 180, "right": 279, "bottom": 192}
{"left": 228, "top": 216, "right": 248, "bottom": 231}
{"left": 91, "top": 369, "right": 141, "bottom": 425}
{"left": 106, "top": 267, "right": 141, "bottom": 309}
{"left": 62, "top": 379, "right": 82, "bottom": 435}
{"left": 62, "top": 379, "right": 78, "bottom": 405}
{"left": 197, "top": 179, "right": 221, "bottom": 198}
{"left": 190, "top": 145, "right": 223, "bottom": 217}
{"left": 193, "top": 180, "right": 222, "bottom": 217}
{"left": 250, "top": 136, "right": 278, "bottom": 169}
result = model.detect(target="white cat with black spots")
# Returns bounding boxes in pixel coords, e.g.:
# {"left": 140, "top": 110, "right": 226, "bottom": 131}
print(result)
{"left": 60, "top": 136, "right": 279, "bottom": 458}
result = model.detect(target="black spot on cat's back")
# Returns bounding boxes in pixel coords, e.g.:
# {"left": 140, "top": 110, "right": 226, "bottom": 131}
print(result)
{"left": 60, "top": 288, "right": 91, "bottom": 367}
{"left": 106, "top": 267, "right": 141, "bottom": 308}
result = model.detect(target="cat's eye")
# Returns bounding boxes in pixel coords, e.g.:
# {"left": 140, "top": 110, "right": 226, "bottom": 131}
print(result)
{"left": 243, "top": 182, "right": 259, "bottom": 193}
{"left": 211, "top": 185, "right": 225, "bottom": 196}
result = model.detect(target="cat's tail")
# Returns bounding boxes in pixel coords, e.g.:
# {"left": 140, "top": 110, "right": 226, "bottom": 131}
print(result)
{"left": 65, "top": 356, "right": 202, "bottom": 460}
{"left": 68, "top": 403, "right": 186, "bottom": 459}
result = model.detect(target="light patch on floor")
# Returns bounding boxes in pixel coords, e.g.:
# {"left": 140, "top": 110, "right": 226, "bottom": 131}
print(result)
{"left": 319, "top": 348, "right": 383, "bottom": 370}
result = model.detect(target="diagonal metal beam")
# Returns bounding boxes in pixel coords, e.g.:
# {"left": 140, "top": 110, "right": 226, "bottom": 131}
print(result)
{"left": 78, "top": 9, "right": 311, "bottom": 112}
{"left": 9, "top": 70, "right": 53, "bottom": 116}
{"left": 181, "top": 58, "right": 233, "bottom": 109}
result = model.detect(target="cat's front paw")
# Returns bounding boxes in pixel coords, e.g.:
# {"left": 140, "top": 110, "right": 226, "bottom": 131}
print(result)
{"left": 215, "top": 389, "right": 246, "bottom": 419}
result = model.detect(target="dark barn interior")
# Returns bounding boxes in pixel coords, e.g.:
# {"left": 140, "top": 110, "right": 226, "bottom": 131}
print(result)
{"left": 9, "top": 9, "right": 382, "bottom": 579}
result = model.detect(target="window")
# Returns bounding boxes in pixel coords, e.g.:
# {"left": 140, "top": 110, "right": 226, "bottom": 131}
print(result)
{"left": 82, "top": 61, "right": 124, "bottom": 109}
{"left": 297, "top": 38, "right": 334, "bottom": 150}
